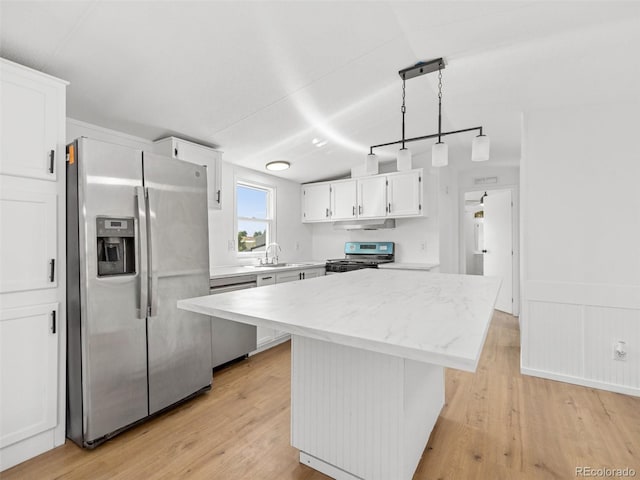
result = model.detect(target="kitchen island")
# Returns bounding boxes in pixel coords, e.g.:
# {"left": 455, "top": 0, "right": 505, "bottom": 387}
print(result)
{"left": 178, "top": 269, "right": 501, "bottom": 480}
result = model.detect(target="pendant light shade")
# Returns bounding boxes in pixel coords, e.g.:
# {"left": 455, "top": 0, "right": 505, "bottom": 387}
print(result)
{"left": 472, "top": 134, "right": 490, "bottom": 162}
{"left": 365, "top": 153, "right": 379, "bottom": 174}
{"left": 397, "top": 148, "right": 412, "bottom": 171}
{"left": 432, "top": 142, "right": 448, "bottom": 167}
{"left": 367, "top": 58, "right": 489, "bottom": 170}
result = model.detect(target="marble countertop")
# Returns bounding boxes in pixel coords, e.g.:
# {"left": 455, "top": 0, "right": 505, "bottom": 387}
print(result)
{"left": 378, "top": 262, "right": 439, "bottom": 271}
{"left": 210, "top": 261, "right": 326, "bottom": 280}
{"left": 180, "top": 269, "right": 501, "bottom": 372}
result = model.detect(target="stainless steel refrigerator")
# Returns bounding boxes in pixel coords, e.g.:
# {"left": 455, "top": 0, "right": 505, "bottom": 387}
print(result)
{"left": 66, "top": 137, "right": 212, "bottom": 448}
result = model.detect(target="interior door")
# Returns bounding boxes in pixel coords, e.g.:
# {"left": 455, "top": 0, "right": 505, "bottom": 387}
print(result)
{"left": 483, "top": 190, "right": 513, "bottom": 313}
{"left": 143, "top": 152, "right": 212, "bottom": 414}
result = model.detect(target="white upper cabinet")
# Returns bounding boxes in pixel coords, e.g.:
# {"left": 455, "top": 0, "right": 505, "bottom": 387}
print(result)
{"left": 301, "top": 169, "right": 424, "bottom": 223}
{"left": 331, "top": 179, "right": 357, "bottom": 220}
{"left": 1, "top": 66, "right": 62, "bottom": 181}
{"left": 153, "top": 137, "right": 222, "bottom": 210}
{"left": 301, "top": 182, "right": 331, "bottom": 222}
{"left": 387, "top": 170, "right": 422, "bottom": 217}
{"left": 357, "top": 175, "right": 387, "bottom": 219}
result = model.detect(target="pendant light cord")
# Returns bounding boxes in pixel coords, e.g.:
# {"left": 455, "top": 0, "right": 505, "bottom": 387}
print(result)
{"left": 437, "top": 64, "right": 443, "bottom": 143}
{"left": 401, "top": 76, "right": 407, "bottom": 149}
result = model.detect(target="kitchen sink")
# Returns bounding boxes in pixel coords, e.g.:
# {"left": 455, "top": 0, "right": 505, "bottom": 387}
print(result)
{"left": 247, "top": 262, "right": 316, "bottom": 268}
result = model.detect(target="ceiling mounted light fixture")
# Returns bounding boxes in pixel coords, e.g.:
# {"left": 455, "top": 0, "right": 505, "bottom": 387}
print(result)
{"left": 265, "top": 160, "right": 290, "bottom": 171}
{"left": 368, "top": 58, "right": 490, "bottom": 168}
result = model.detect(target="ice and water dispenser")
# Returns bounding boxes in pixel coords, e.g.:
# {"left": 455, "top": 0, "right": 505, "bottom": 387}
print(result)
{"left": 96, "top": 217, "right": 135, "bottom": 276}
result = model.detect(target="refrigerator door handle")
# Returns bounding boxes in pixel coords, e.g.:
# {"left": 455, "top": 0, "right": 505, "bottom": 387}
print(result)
{"left": 135, "top": 187, "right": 149, "bottom": 319}
{"left": 147, "top": 187, "right": 159, "bottom": 317}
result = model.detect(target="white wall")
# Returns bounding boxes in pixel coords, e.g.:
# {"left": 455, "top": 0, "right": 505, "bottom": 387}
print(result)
{"left": 67, "top": 119, "right": 312, "bottom": 273}
{"left": 521, "top": 101, "right": 640, "bottom": 396}
{"left": 310, "top": 153, "right": 440, "bottom": 264}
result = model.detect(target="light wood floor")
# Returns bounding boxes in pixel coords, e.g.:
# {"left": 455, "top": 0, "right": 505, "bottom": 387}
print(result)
{"left": 4, "top": 312, "right": 639, "bottom": 479}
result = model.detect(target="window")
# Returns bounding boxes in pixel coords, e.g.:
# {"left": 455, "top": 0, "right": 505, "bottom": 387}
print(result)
{"left": 236, "top": 181, "right": 274, "bottom": 254}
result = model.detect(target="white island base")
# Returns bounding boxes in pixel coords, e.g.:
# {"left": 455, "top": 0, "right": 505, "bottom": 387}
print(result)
{"left": 291, "top": 335, "right": 444, "bottom": 480}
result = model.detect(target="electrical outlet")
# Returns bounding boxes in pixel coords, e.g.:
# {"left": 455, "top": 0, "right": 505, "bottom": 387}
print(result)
{"left": 613, "top": 340, "right": 627, "bottom": 361}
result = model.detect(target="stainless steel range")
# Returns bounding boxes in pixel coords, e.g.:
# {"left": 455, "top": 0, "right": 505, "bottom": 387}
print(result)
{"left": 325, "top": 242, "right": 395, "bottom": 274}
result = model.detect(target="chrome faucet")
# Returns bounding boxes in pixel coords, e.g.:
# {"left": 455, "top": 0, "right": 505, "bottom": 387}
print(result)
{"left": 264, "top": 242, "right": 282, "bottom": 265}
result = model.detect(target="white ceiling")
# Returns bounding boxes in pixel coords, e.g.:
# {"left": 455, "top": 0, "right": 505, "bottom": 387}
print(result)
{"left": 2, "top": 1, "right": 640, "bottom": 183}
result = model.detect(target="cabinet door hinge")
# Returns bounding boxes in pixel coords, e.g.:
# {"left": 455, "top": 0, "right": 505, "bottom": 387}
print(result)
{"left": 385, "top": 179, "right": 388, "bottom": 186}
{"left": 419, "top": 176, "right": 422, "bottom": 182}
{"left": 419, "top": 204, "right": 422, "bottom": 210}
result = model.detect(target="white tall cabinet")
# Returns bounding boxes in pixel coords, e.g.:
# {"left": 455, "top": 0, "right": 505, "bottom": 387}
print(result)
{"left": 0, "top": 59, "right": 68, "bottom": 471}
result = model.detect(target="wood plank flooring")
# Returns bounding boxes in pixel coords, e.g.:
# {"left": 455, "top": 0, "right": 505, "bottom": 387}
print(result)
{"left": 4, "top": 311, "right": 639, "bottom": 479}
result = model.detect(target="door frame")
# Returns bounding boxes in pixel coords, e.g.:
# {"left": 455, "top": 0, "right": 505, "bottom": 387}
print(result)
{"left": 459, "top": 184, "right": 520, "bottom": 317}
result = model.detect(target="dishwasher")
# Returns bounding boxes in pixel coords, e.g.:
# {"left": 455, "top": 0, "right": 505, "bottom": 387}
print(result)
{"left": 210, "top": 274, "right": 258, "bottom": 370}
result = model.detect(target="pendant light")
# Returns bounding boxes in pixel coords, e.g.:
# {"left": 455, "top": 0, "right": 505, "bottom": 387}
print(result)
{"left": 397, "top": 75, "right": 412, "bottom": 171}
{"left": 367, "top": 57, "right": 491, "bottom": 169}
{"left": 431, "top": 62, "right": 448, "bottom": 167}
{"left": 472, "top": 131, "right": 490, "bottom": 162}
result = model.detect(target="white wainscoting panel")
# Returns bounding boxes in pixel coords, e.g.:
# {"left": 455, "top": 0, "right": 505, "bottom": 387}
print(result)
{"left": 583, "top": 306, "right": 640, "bottom": 389}
{"left": 524, "top": 300, "right": 584, "bottom": 378}
{"left": 522, "top": 281, "right": 640, "bottom": 396}
{"left": 291, "top": 335, "right": 444, "bottom": 480}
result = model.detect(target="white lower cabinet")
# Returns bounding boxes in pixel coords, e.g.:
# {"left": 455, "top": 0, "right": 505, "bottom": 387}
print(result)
{"left": 0, "top": 304, "right": 59, "bottom": 449}
{"left": 256, "top": 273, "right": 277, "bottom": 346}
{"left": 254, "top": 267, "right": 325, "bottom": 350}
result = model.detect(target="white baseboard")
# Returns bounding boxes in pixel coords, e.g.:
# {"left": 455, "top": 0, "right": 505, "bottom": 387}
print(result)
{"left": 250, "top": 334, "right": 291, "bottom": 355}
{"left": 521, "top": 367, "right": 640, "bottom": 397}
{"left": 0, "top": 429, "right": 57, "bottom": 472}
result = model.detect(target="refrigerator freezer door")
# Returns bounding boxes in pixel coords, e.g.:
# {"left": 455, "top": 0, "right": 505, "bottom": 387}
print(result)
{"left": 73, "top": 138, "right": 148, "bottom": 443}
{"left": 143, "top": 152, "right": 212, "bottom": 414}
